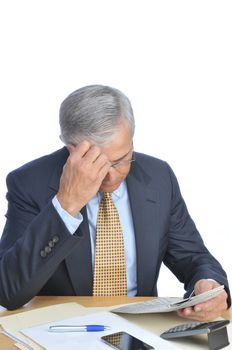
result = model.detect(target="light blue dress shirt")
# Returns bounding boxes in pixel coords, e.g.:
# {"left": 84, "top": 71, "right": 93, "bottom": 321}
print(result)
{"left": 52, "top": 181, "right": 137, "bottom": 296}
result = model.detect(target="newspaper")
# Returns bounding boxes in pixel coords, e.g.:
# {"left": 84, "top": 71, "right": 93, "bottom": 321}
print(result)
{"left": 112, "top": 285, "right": 224, "bottom": 314}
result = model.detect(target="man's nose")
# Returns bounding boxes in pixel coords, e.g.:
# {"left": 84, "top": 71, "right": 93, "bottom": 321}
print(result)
{"left": 104, "top": 167, "right": 115, "bottom": 180}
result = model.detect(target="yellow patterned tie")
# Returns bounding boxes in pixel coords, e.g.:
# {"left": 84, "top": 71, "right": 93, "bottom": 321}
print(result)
{"left": 93, "top": 192, "right": 127, "bottom": 296}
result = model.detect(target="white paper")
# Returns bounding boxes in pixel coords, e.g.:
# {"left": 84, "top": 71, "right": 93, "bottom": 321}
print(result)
{"left": 112, "top": 285, "right": 224, "bottom": 314}
{"left": 21, "top": 311, "right": 181, "bottom": 350}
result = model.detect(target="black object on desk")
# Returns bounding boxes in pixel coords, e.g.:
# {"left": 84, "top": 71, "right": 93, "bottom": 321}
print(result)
{"left": 160, "top": 320, "right": 230, "bottom": 350}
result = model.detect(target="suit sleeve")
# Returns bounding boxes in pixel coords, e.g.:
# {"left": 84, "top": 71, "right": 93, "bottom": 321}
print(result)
{"left": 163, "top": 164, "right": 231, "bottom": 307}
{"left": 0, "top": 171, "right": 81, "bottom": 310}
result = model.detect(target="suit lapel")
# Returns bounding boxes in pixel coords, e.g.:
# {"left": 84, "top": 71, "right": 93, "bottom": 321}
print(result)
{"left": 47, "top": 147, "right": 93, "bottom": 295}
{"left": 127, "top": 161, "right": 160, "bottom": 295}
{"left": 64, "top": 206, "right": 93, "bottom": 295}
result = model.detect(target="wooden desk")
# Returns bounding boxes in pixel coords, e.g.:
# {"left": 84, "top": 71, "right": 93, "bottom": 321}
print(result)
{"left": 0, "top": 296, "right": 231, "bottom": 349}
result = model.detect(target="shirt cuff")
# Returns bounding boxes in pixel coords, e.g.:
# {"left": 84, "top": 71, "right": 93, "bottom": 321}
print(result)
{"left": 52, "top": 196, "right": 83, "bottom": 234}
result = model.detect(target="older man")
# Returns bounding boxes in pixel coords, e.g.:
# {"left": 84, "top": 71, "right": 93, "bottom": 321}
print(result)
{"left": 0, "top": 85, "right": 230, "bottom": 320}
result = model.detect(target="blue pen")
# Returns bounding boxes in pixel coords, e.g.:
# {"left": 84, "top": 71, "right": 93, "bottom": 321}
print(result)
{"left": 48, "top": 324, "right": 111, "bottom": 332}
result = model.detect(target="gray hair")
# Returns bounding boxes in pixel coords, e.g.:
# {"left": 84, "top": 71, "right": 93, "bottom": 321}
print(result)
{"left": 59, "top": 85, "right": 135, "bottom": 145}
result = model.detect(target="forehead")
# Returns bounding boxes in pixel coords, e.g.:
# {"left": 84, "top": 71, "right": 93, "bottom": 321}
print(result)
{"left": 101, "top": 121, "right": 133, "bottom": 158}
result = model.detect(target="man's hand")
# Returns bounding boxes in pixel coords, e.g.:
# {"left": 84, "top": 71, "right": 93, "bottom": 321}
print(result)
{"left": 177, "top": 279, "right": 228, "bottom": 321}
{"left": 57, "top": 141, "right": 110, "bottom": 216}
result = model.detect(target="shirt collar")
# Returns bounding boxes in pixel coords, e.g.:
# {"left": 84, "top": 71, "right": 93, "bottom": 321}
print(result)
{"left": 94, "top": 180, "right": 126, "bottom": 203}
{"left": 112, "top": 180, "right": 126, "bottom": 200}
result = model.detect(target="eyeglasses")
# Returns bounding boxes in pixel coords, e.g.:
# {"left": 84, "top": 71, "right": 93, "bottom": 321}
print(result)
{"left": 110, "top": 151, "right": 135, "bottom": 169}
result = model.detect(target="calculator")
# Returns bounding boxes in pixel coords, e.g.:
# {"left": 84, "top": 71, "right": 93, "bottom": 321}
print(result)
{"left": 160, "top": 320, "right": 230, "bottom": 339}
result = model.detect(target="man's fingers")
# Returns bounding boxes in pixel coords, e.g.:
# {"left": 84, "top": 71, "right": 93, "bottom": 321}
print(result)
{"left": 194, "top": 279, "right": 216, "bottom": 294}
{"left": 97, "top": 161, "right": 111, "bottom": 180}
{"left": 68, "top": 140, "right": 92, "bottom": 159}
{"left": 177, "top": 307, "right": 192, "bottom": 316}
{"left": 177, "top": 290, "right": 228, "bottom": 321}
{"left": 177, "top": 307, "right": 212, "bottom": 321}
{"left": 93, "top": 152, "right": 110, "bottom": 169}
{"left": 67, "top": 141, "right": 108, "bottom": 167}
{"left": 83, "top": 145, "right": 102, "bottom": 163}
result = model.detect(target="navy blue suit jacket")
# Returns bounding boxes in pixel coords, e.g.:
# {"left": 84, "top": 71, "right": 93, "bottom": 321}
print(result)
{"left": 0, "top": 147, "right": 230, "bottom": 309}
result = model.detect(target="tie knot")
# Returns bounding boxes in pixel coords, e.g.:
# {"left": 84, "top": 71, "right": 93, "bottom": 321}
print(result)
{"left": 102, "top": 192, "right": 112, "bottom": 202}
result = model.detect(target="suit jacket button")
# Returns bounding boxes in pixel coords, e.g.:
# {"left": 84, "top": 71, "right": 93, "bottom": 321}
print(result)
{"left": 40, "top": 250, "right": 46, "bottom": 258}
{"left": 48, "top": 240, "right": 55, "bottom": 248}
{"left": 45, "top": 246, "right": 52, "bottom": 254}
{"left": 52, "top": 235, "right": 59, "bottom": 243}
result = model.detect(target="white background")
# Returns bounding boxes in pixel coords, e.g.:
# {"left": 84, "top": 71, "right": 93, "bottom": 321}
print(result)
{"left": 0, "top": 1, "right": 231, "bottom": 297}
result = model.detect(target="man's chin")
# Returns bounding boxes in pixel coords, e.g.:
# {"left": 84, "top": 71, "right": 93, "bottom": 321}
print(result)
{"left": 99, "top": 183, "right": 119, "bottom": 193}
